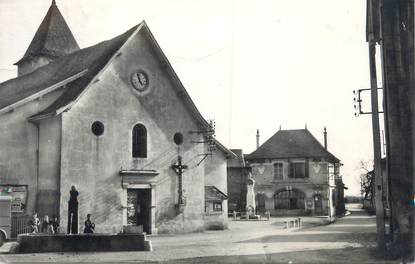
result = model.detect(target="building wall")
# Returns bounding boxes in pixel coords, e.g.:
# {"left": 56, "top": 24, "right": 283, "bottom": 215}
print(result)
{"left": 380, "top": 0, "right": 414, "bottom": 256}
{"left": 37, "top": 116, "right": 62, "bottom": 217}
{"left": 59, "top": 28, "right": 208, "bottom": 234}
{"left": 227, "top": 167, "right": 248, "bottom": 212}
{"left": 250, "top": 158, "right": 329, "bottom": 185}
{"left": 249, "top": 158, "right": 336, "bottom": 216}
{"left": 204, "top": 148, "right": 228, "bottom": 229}
{"left": 0, "top": 89, "right": 63, "bottom": 216}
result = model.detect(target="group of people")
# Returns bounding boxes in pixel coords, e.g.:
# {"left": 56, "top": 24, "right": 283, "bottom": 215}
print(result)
{"left": 30, "top": 213, "right": 95, "bottom": 234}
{"left": 30, "top": 213, "right": 59, "bottom": 234}
{"left": 29, "top": 186, "right": 95, "bottom": 235}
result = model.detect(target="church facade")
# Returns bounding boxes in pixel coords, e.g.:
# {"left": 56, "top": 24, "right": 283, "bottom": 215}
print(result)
{"left": 0, "top": 1, "right": 233, "bottom": 234}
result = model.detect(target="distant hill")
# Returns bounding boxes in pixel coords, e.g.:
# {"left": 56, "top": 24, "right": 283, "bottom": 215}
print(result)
{"left": 344, "top": 195, "right": 362, "bottom": 203}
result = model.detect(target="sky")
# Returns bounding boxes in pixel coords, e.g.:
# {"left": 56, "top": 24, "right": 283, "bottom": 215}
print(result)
{"left": 0, "top": 0, "right": 379, "bottom": 196}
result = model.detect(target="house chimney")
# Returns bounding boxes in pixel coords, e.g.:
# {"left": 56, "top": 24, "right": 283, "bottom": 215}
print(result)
{"left": 324, "top": 127, "right": 327, "bottom": 150}
{"left": 256, "top": 129, "right": 260, "bottom": 149}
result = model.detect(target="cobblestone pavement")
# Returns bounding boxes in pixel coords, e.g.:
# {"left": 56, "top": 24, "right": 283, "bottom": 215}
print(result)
{"left": 0, "top": 204, "right": 395, "bottom": 263}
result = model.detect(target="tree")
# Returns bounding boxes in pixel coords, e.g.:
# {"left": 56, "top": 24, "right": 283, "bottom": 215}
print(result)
{"left": 358, "top": 160, "right": 375, "bottom": 212}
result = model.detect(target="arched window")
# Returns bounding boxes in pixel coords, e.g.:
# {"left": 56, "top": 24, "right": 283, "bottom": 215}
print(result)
{"left": 132, "top": 124, "right": 147, "bottom": 158}
{"left": 274, "top": 189, "right": 305, "bottom": 210}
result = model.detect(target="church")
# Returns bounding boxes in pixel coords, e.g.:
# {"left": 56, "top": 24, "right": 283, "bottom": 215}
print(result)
{"left": 0, "top": 1, "right": 234, "bottom": 234}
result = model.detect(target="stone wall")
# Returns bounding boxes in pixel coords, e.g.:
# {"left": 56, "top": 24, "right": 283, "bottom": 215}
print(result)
{"left": 204, "top": 147, "right": 228, "bottom": 229}
{"left": 0, "top": 89, "right": 63, "bottom": 216}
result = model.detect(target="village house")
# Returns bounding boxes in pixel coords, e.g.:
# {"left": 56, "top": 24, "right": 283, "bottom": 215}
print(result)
{"left": 226, "top": 149, "right": 250, "bottom": 213}
{"left": 0, "top": 0, "right": 234, "bottom": 235}
{"left": 245, "top": 128, "right": 343, "bottom": 217}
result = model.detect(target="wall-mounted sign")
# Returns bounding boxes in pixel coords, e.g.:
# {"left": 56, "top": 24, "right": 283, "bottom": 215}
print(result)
{"left": 0, "top": 185, "right": 27, "bottom": 213}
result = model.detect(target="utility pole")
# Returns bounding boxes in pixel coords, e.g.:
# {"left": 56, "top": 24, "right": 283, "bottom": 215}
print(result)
{"left": 367, "top": 0, "right": 385, "bottom": 252}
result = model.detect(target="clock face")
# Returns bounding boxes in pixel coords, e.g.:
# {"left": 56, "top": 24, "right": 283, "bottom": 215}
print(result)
{"left": 131, "top": 71, "right": 149, "bottom": 91}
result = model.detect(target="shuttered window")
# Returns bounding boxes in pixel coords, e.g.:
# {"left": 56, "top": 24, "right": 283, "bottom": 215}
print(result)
{"left": 273, "top": 163, "right": 283, "bottom": 180}
{"left": 132, "top": 124, "right": 147, "bottom": 158}
{"left": 288, "top": 161, "right": 309, "bottom": 178}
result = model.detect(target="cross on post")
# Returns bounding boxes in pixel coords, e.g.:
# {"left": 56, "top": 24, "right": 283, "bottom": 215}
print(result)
{"left": 171, "top": 155, "right": 188, "bottom": 205}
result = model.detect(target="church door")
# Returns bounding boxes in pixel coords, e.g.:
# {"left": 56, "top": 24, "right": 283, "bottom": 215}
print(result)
{"left": 127, "top": 189, "right": 151, "bottom": 234}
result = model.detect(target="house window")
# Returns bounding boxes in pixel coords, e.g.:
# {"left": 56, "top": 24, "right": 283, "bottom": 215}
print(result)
{"left": 274, "top": 189, "right": 305, "bottom": 210}
{"left": 132, "top": 124, "right": 147, "bottom": 158}
{"left": 289, "top": 162, "right": 309, "bottom": 178}
{"left": 273, "top": 163, "right": 283, "bottom": 180}
{"left": 213, "top": 202, "right": 222, "bottom": 212}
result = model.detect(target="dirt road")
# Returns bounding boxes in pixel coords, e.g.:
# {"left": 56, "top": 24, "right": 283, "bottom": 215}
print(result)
{"left": 1, "top": 204, "right": 394, "bottom": 263}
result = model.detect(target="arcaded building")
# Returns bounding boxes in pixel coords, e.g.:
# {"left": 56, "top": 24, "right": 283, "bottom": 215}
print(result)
{"left": 245, "top": 128, "right": 342, "bottom": 217}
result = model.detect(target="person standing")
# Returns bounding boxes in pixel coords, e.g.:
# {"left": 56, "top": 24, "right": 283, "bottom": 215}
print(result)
{"left": 83, "top": 214, "right": 95, "bottom": 234}
{"left": 67, "top": 186, "right": 79, "bottom": 234}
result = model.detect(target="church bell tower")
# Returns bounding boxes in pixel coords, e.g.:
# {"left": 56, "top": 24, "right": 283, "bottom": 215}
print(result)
{"left": 14, "top": 0, "right": 80, "bottom": 76}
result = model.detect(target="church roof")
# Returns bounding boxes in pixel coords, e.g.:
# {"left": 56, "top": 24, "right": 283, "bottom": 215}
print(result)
{"left": 15, "top": 0, "right": 80, "bottom": 65}
{"left": 0, "top": 24, "right": 138, "bottom": 112}
{"left": 246, "top": 129, "right": 340, "bottom": 163}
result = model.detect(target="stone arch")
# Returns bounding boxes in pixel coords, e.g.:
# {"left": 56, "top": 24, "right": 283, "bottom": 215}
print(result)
{"left": 273, "top": 188, "right": 306, "bottom": 210}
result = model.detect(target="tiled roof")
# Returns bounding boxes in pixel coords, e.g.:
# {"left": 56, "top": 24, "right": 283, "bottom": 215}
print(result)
{"left": 15, "top": 0, "right": 80, "bottom": 65}
{"left": 213, "top": 139, "right": 237, "bottom": 159}
{"left": 205, "top": 186, "right": 228, "bottom": 201}
{"left": 228, "top": 149, "right": 246, "bottom": 167}
{"left": 29, "top": 25, "right": 139, "bottom": 119}
{"left": 1, "top": 19, "right": 218, "bottom": 138}
{"left": 246, "top": 129, "right": 340, "bottom": 162}
{"left": 0, "top": 24, "right": 139, "bottom": 113}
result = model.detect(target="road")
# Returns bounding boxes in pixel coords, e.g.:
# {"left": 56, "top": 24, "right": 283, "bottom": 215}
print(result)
{"left": 0, "top": 204, "right": 395, "bottom": 263}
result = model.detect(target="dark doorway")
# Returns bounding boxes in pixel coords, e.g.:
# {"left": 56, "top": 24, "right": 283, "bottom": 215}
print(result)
{"left": 314, "top": 195, "right": 323, "bottom": 215}
{"left": 127, "top": 189, "right": 151, "bottom": 234}
{"left": 256, "top": 194, "right": 265, "bottom": 214}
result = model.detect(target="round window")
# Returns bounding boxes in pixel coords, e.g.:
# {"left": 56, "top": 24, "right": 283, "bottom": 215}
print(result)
{"left": 173, "top": 132, "right": 184, "bottom": 145}
{"left": 91, "top": 121, "right": 104, "bottom": 136}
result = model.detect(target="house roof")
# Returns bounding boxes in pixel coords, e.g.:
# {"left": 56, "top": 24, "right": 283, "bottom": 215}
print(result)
{"left": 246, "top": 129, "right": 340, "bottom": 162}
{"left": 15, "top": 0, "right": 80, "bottom": 65}
{"left": 228, "top": 149, "right": 246, "bottom": 167}
{"left": 0, "top": 24, "right": 138, "bottom": 114}
{"left": 205, "top": 186, "right": 228, "bottom": 201}
{"left": 213, "top": 139, "right": 237, "bottom": 159}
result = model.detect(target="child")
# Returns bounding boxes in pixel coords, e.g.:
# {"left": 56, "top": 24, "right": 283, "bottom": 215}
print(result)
{"left": 41, "top": 215, "right": 54, "bottom": 234}
{"left": 52, "top": 216, "right": 60, "bottom": 234}
{"left": 30, "top": 213, "right": 40, "bottom": 233}
{"left": 83, "top": 214, "right": 95, "bottom": 234}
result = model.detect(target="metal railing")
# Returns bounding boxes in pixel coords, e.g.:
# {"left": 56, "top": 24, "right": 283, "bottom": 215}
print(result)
{"left": 11, "top": 214, "right": 31, "bottom": 238}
